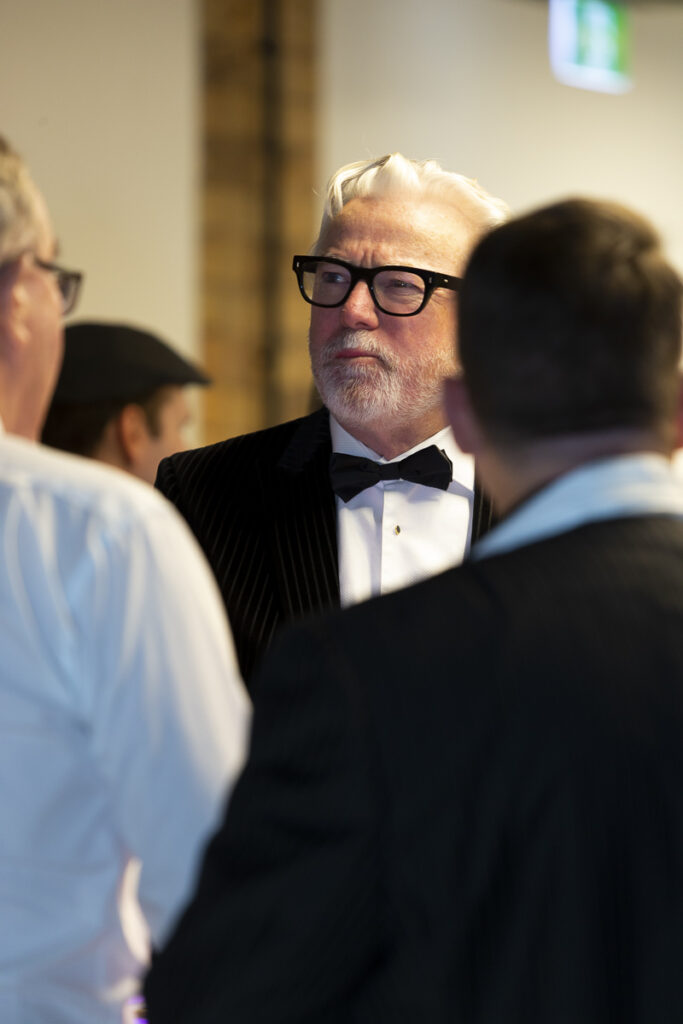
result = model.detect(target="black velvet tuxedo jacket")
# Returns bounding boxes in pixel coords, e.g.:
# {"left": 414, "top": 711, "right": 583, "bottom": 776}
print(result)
{"left": 145, "top": 513, "right": 683, "bottom": 1024}
{"left": 156, "top": 407, "right": 494, "bottom": 685}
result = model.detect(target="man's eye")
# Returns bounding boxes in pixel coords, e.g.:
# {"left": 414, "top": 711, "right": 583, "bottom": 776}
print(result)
{"left": 384, "top": 275, "right": 423, "bottom": 293}
{"left": 320, "top": 270, "right": 349, "bottom": 285}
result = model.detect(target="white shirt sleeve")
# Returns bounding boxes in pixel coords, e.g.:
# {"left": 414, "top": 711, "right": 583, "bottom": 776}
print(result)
{"left": 76, "top": 497, "right": 250, "bottom": 946}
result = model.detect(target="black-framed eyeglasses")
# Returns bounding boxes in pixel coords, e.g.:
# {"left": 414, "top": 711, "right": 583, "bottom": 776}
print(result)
{"left": 33, "top": 257, "right": 83, "bottom": 316}
{"left": 292, "top": 255, "right": 460, "bottom": 317}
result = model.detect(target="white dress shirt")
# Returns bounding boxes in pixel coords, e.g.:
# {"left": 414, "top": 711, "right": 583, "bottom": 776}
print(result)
{"left": 472, "top": 452, "right": 683, "bottom": 562}
{"left": 0, "top": 420, "right": 250, "bottom": 1024}
{"left": 330, "top": 416, "right": 474, "bottom": 607}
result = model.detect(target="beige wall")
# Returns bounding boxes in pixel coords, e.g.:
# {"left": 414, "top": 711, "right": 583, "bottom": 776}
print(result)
{"left": 5, "top": 0, "right": 682, "bottom": 342}
{"left": 3, "top": 0, "right": 682, "bottom": 443}
{"left": 1, "top": 0, "right": 200, "bottom": 358}
{"left": 317, "top": 0, "right": 683, "bottom": 272}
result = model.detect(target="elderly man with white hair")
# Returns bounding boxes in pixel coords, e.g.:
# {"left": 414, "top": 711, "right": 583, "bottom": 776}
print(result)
{"left": 156, "top": 153, "right": 509, "bottom": 687}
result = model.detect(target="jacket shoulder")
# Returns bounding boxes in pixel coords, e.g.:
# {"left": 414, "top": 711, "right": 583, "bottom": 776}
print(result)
{"left": 172, "top": 416, "right": 311, "bottom": 472}
{"left": 158, "top": 411, "right": 326, "bottom": 486}
{"left": 155, "top": 409, "right": 330, "bottom": 511}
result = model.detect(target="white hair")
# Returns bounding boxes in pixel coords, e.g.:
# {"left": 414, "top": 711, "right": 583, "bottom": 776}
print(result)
{"left": 312, "top": 152, "right": 509, "bottom": 253}
{"left": 0, "top": 136, "right": 43, "bottom": 264}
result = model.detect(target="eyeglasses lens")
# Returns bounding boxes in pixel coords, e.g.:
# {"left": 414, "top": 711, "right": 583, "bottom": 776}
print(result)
{"left": 58, "top": 273, "right": 74, "bottom": 314}
{"left": 303, "top": 262, "right": 351, "bottom": 307}
{"left": 56, "top": 270, "right": 81, "bottom": 315}
{"left": 373, "top": 270, "right": 425, "bottom": 314}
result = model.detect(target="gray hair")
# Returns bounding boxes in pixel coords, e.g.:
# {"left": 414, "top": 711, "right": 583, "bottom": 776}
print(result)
{"left": 0, "top": 136, "right": 43, "bottom": 264}
{"left": 312, "top": 152, "right": 509, "bottom": 254}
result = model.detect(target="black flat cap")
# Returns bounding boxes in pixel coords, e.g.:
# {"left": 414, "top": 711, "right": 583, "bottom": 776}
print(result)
{"left": 54, "top": 322, "right": 211, "bottom": 404}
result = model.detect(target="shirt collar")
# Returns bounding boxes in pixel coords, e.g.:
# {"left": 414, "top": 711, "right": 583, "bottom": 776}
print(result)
{"left": 472, "top": 452, "right": 683, "bottom": 562}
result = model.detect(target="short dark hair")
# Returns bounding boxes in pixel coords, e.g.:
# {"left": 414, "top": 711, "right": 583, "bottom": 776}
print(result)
{"left": 42, "top": 388, "right": 169, "bottom": 457}
{"left": 458, "top": 198, "right": 683, "bottom": 446}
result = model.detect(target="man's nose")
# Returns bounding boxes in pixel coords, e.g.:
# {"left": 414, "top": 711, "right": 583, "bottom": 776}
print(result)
{"left": 340, "top": 280, "right": 380, "bottom": 330}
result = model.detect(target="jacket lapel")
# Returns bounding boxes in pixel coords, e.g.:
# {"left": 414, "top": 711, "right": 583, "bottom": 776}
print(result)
{"left": 264, "top": 407, "right": 340, "bottom": 620}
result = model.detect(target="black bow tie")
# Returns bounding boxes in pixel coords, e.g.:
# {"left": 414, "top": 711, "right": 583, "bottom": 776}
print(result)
{"left": 329, "top": 446, "right": 453, "bottom": 503}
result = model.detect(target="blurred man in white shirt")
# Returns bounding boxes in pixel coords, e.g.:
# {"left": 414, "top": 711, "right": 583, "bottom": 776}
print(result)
{"left": 0, "top": 135, "right": 250, "bottom": 1024}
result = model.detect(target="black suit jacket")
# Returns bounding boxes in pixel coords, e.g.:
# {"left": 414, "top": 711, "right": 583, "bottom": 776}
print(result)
{"left": 156, "top": 407, "right": 494, "bottom": 685}
{"left": 145, "top": 514, "right": 683, "bottom": 1023}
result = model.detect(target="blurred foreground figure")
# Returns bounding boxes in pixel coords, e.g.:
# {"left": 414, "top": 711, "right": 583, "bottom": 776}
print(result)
{"left": 42, "top": 321, "right": 209, "bottom": 484}
{"left": 0, "top": 137, "right": 250, "bottom": 1023}
{"left": 145, "top": 197, "right": 683, "bottom": 1024}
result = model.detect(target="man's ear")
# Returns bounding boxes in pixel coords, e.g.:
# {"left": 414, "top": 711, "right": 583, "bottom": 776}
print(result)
{"left": 444, "top": 375, "right": 485, "bottom": 455}
{"left": 0, "top": 266, "right": 13, "bottom": 317}
{"left": 0, "top": 267, "right": 29, "bottom": 357}
{"left": 115, "top": 403, "right": 151, "bottom": 468}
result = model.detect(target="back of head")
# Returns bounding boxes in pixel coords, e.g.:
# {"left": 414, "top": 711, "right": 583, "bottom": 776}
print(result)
{"left": 312, "top": 153, "right": 509, "bottom": 253}
{"left": 0, "top": 136, "right": 43, "bottom": 263}
{"left": 458, "top": 198, "right": 683, "bottom": 449}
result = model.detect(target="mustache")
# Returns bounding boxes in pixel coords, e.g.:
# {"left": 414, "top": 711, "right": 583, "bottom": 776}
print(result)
{"left": 317, "top": 330, "right": 394, "bottom": 367}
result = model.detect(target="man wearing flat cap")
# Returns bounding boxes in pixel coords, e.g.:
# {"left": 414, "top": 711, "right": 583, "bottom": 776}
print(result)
{"left": 42, "top": 321, "right": 210, "bottom": 484}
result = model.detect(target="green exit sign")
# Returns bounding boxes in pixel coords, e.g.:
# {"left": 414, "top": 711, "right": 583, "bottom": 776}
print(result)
{"left": 549, "top": 0, "right": 632, "bottom": 93}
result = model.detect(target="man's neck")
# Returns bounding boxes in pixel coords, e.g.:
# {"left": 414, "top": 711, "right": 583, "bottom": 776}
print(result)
{"left": 480, "top": 428, "right": 674, "bottom": 517}
{"left": 0, "top": 394, "right": 41, "bottom": 440}
{"left": 335, "top": 411, "right": 450, "bottom": 461}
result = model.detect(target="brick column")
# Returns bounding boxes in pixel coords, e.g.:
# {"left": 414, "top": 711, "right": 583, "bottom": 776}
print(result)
{"left": 202, "top": 0, "right": 316, "bottom": 444}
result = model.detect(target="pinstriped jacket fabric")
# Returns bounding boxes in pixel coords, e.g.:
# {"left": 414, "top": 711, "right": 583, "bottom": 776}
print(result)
{"left": 155, "top": 407, "right": 494, "bottom": 687}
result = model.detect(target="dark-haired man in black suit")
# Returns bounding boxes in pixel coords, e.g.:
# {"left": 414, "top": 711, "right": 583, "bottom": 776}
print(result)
{"left": 156, "top": 153, "right": 508, "bottom": 685}
{"left": 146, "top": 197, "right": 683, "bottom": 1023}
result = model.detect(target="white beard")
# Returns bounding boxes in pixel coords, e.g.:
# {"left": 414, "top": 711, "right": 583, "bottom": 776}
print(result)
{"left": 309, "top": 329, "right": 456, "bottom": 435}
